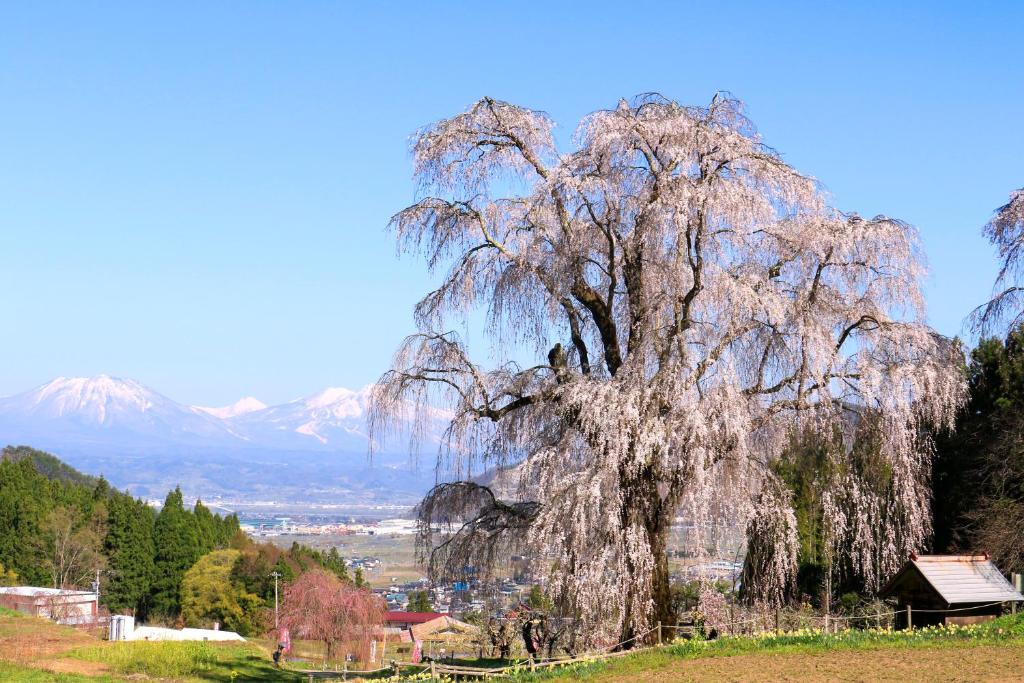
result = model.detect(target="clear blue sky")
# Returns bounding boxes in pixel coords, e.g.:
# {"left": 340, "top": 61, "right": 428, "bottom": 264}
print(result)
{"left": 1, "top": 1, "right": 1021, "bottom": 406}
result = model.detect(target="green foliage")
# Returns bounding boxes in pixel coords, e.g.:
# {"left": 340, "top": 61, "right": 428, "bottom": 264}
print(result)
{"left": 408, "top": 589, "right": 432, "bottom": 612}
{"left": 150, "top": 487, "right": 201, "bottom": 618}
{"left": 41, "top": 505, "right": 106, "bottom": 589}
{"left": 0, "top": 455, "right": 96, "bottom": 585}
{"left": 0, "top": 445, "right": 361, "bottom": 625}
{"left": 0, "top": 561, "right": 17, "bottom": 587}
{"left": 1, "top": 445, "right": 98, "bottom": 487}
{"left": 526, "top": 585, "right": 552, "bottom": 611}
{"left": 230, "top": 539, "right": 351, "bottom": 615}
{"left": 933, "top": 328, "right": 1024, "bottom": 572}
{"left": 181, "top": 549, "right": 265, "bottom": 636}
{"left": 749, "top": 417, "right": 908, "bottom": 604}
{"left": 103, "top": 493, "right": 156, "bottom": 617}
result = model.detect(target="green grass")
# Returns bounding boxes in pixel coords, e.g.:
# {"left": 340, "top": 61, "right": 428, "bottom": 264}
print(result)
{"left": 0, "top": 661, "right": 117, "bottom": 682}
{"left": 504, "top": 613, "right": 1024, "bottom": 681}
{"left": 67, "top": 641, "right": 304, "bottom": 682}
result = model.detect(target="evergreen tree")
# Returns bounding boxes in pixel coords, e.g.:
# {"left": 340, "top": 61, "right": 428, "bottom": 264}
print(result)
{"left": 192, "top": 500, "right": 217, "bottom": 554}
{"left": 324, "top": 547, "right": 350, "bottom": 582}
{"left": 934, "top": 327, "right": 1024, "bottom": 571}
{"left": 408, "top": 589, "right": 432, "bottom": 612}
{"left": 92, "top": 476, "right": 111, "bottom": 501}
{"left": 150, "top": 487, "right": 200, "bottom": 617}
{"left": 103, "top": 494, "right": 156, "bottom": 617}
{"left": 0, "top": 458, "right": 52, "bottom": 584}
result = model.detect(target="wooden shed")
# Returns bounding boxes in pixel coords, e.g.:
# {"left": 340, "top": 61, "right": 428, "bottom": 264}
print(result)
{"left": 880, "top": 554, "right": 1024, "bottom": 629}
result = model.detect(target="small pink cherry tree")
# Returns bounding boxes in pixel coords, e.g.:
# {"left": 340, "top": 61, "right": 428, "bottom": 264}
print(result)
{"left": 278, "top": 570, "right": 383, "bottom": 662}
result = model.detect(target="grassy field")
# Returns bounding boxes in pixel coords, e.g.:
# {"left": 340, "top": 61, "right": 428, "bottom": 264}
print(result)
{"left": 2, "top": 608, "right": 1024, "bottom": 681}
{"left": 509, "top": 614, "right": 1024, "bottom": 682}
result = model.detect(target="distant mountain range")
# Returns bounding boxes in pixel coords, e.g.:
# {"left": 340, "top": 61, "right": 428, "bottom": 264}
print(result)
{"left": 0, "top": 376, "right": 448, "bottom": 504}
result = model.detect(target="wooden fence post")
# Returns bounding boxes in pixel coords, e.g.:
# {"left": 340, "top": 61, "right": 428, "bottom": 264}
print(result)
{"left": 430, "top": 660, "right": 436, "bottom": 680}
{"left": 656, "top": 620, "right": 662, "bottom": 646}
{"left": 774, "top": 608, "right": 780, "bottom": 635}
{"left": 907, "top": 604, "right": 912, "bottom": 630}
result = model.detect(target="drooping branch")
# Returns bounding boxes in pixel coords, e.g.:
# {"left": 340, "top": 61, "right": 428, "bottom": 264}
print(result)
{"left": 415, "top": 482, "right": 540, "bottom": 582}
{"left": 971, "top": 188, "right": 1024, "bottom": 335}
{"left": 371, "top": 93, "right": 967, "bottom": 645}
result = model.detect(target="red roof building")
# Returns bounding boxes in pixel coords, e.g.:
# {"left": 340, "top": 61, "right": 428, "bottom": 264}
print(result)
{"left": 383, "top": 611, "right": 448, "bottom": 630}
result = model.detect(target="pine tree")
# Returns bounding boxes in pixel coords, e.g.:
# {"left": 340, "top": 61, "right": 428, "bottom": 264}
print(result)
{"left": 408, "top": 589, "right": 432, "bottom": 612}
{"left": 150, "top": 487, "right": 200, "bottom": 617}
{"left": 103, "top": 494, "right": 156, "bottom": 617}
{"left": 192, "top": 500, "right": 216, "bottom": 554}
{"left": 92, "top": 476, "right": 111, "bottom": 501}
{"left": 0, "top": 459, "right": 51, "bottom": 584}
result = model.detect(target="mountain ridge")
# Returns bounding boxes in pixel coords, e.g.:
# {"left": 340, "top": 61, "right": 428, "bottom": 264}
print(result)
{"left": 0, "top": 376, "right": 447, "bottom": 502}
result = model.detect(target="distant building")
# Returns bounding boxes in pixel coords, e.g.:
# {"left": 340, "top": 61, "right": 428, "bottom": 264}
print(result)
{"left": 0, "top": 587, "right": 99, "bottom": 625}
{"left": 880, "top": 554, "right": 1024, "bottom": 628}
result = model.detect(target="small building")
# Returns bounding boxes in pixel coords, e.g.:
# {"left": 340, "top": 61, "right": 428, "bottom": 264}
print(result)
{"left": 383, "top": 611, "right": 449, "bottom": 631}
{"left": 880, "top": 554, "right": 1024, "bottom": 628}
{"left": 410, "top": 614, "right": 479, "bottom": 642}
{"left": 109, "top": 615, "right": 245, "bottom": 642}
{"left": 0, "top": 587, "right": 98, "bottom": 625}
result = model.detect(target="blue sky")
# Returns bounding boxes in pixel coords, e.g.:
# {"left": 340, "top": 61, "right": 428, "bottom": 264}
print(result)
{"left": 1, "top": 2, "right": 1021, "bottom": 406}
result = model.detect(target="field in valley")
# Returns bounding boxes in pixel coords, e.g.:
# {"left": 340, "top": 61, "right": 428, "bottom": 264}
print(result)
{"left": 268, "top": 532, "right": 422, "bottom": 587}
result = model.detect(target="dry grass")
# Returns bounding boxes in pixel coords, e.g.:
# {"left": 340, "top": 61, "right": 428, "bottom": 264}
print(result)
{"left": 0, "top": 608, "right": 108, "bottom": 676}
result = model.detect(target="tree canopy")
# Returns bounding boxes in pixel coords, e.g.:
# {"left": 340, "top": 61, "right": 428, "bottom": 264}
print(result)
{"left": 181, "top": 549, "right": 264, "bottom": 635}
{"left": 371, "top": 94, "right": 965, "bottom": 642}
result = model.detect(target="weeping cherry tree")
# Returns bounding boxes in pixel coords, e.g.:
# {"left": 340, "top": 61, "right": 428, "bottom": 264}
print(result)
{"left": 370, "top": 94, "right": 965, "bottom": 644}
{"left": 971, "top": 187, "right": 1024, "bottom": 334}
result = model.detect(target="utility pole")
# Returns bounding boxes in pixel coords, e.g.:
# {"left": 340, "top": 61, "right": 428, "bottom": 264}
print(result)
{"left": 271, "top": 571, "right": 281, "bottom": 629}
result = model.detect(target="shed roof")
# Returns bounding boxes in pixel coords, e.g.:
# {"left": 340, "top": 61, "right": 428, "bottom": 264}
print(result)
{"left": 881, "top": 555, "right": 1024, "bottom": 605}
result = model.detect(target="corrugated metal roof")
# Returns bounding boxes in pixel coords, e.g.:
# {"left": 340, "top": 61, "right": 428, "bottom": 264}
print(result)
{"left": 909, "top": 555, "right": 1024, "bottom": 605}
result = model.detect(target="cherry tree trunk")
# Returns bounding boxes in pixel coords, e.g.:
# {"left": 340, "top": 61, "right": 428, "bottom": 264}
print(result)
{"left": 620, "top": 470, "right": 675, "bottom": 645}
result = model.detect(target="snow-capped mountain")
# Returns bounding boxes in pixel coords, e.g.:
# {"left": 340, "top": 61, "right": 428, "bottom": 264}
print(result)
{"left": 0, "top": 376, "right": 447, "bottom": 501}
{"left": 196, "top": 396, "right": 267, "bottom": 420}
{"left": 0, "top": 376, "right": 239, "bottom": 446}
{"left": 229, "top": 386, "right": 374, "bottom": 450}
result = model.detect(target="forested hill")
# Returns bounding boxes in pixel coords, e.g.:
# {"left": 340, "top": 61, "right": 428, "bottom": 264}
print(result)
{"left": 2, "top": 444, "right": 98, "bottom": 487}
{"left": 0, "top": 445, "right": 241, "bottom": 619}
{"left": 0, "top": 445, "right": 355, "bottom": 631}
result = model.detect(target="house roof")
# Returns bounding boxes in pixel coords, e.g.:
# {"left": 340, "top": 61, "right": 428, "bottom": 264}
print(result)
{"left": 383, "top": 611, "right": 448, "bottom": 624}
{"left": 410, "top": 615, "right": 480, "bottom": 641}
{"left": 881, "top": 554, "right": 1024, "bottom": 605}
{"left": 0, "top": 587, "right": 96, "bottom": 598}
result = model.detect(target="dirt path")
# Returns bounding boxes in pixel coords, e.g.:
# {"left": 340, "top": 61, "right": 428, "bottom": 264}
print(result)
{"left": 597, "top": 645, "right": 1024, "bottom": 682}
{"left": 0, "top": 615, "right": 110, "bottom": 676}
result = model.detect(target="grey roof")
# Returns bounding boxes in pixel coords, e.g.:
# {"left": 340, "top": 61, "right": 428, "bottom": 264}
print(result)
{"left": 894, "top": 555, "right": 1024, "bottom": 605}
